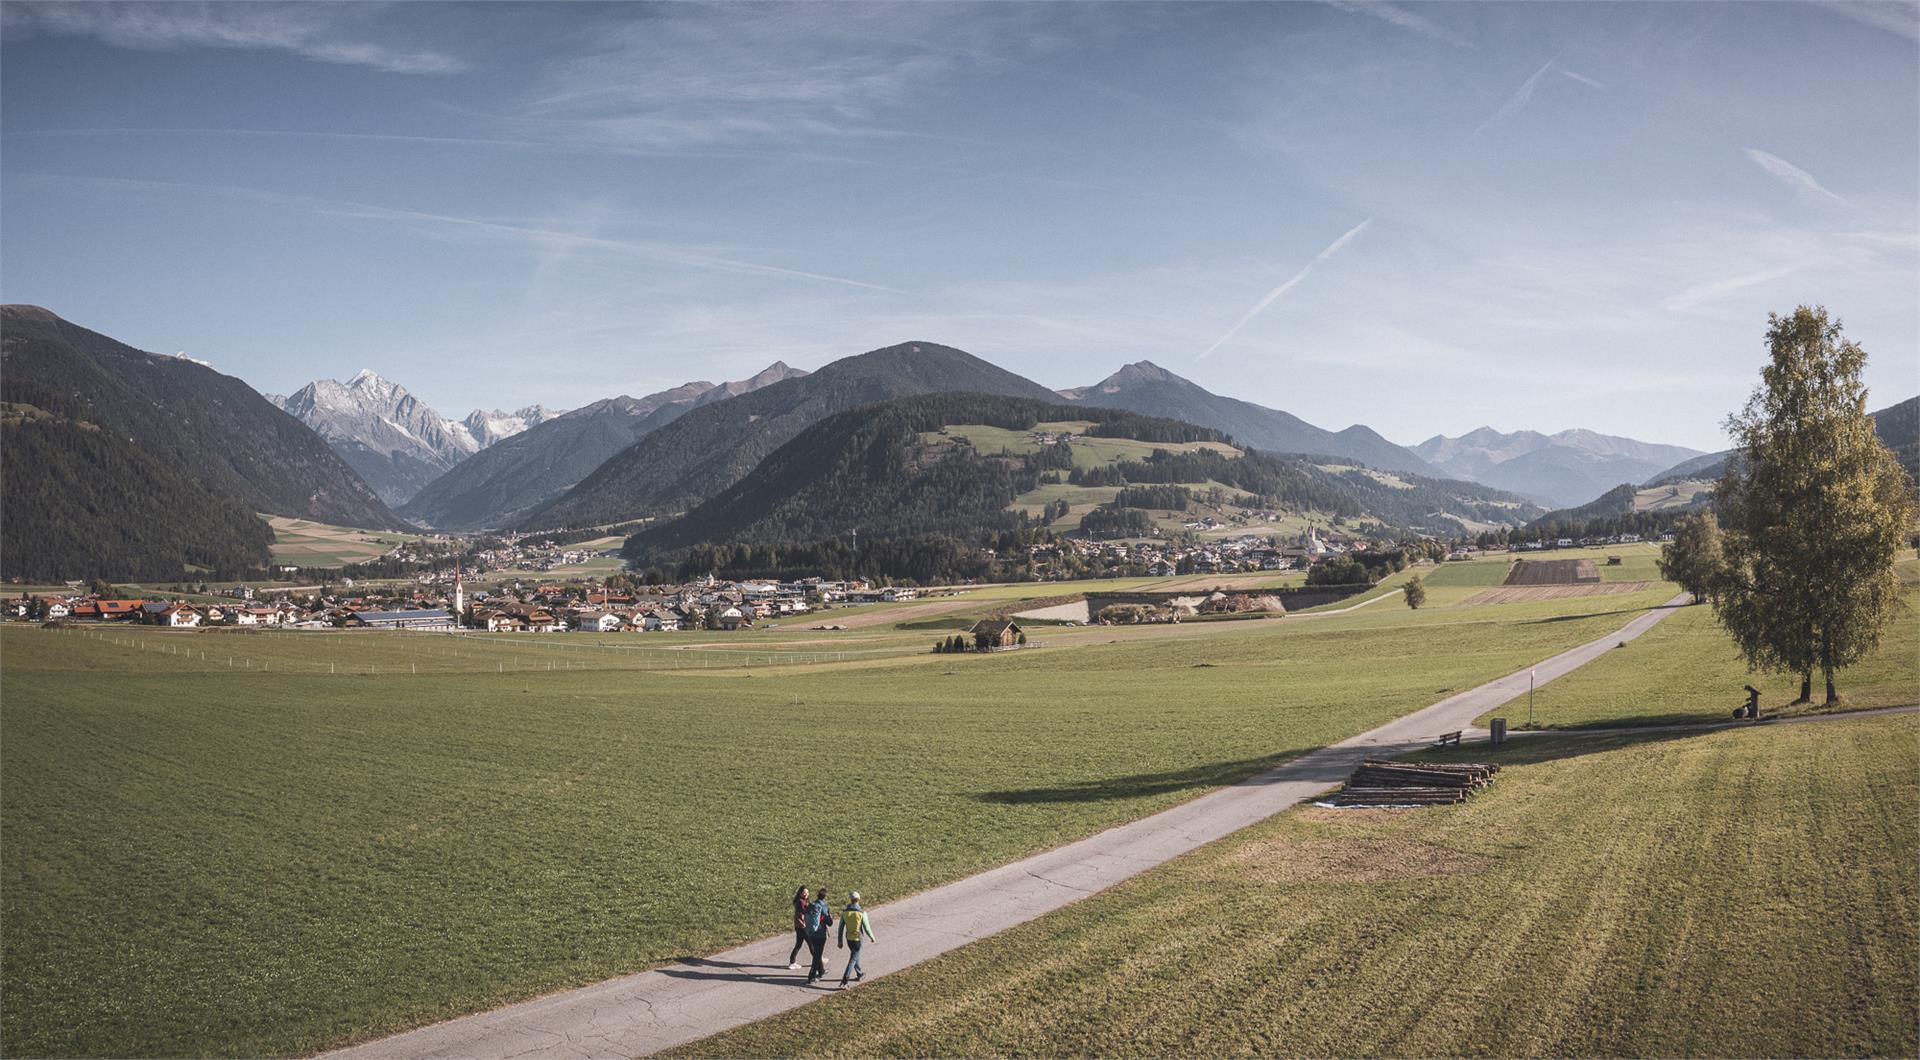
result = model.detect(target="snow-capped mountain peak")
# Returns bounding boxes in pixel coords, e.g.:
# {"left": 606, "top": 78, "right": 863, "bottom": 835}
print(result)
{"left": 461, "top": 405, "right": 563, "bottom": 448}
{"left": 278, "top": 371, "right": 485, "bottom": 507}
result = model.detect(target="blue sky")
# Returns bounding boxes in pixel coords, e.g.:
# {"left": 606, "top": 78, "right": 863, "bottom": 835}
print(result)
{"left": 3, "top": 1, "right": 1915, "bottom": 450}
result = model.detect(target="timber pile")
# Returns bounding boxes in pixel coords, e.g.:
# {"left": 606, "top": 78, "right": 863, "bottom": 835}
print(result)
{"left": 1332, "top": 760, "right": 1499, "bottom": 807}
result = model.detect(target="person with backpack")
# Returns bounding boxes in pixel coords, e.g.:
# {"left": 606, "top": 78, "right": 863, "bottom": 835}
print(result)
{"left": 804, "top": 887, "right": 834, "bottom": 983}
{"left": 786, "top": 886, "right": 811, "bottom": 971}
{"left": 837, "top": 891, "right": 876, "bottom": 987}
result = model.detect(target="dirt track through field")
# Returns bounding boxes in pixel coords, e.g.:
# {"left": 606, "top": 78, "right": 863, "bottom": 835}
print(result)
{"left": 1463, "top": 581, "right": 1653, "bottom": 606}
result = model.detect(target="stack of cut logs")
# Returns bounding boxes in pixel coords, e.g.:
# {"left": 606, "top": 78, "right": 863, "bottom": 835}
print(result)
{"left": 1332, "top": 760, "right": 1499, "bottom": 807}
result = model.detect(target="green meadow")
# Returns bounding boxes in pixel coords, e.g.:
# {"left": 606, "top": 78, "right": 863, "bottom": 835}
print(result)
{"left": 6, "top": 560, "right": 1673, "bottom": 1057}
{"left": 684, "top": 716, "right": 1920, "bottom": 1059}
{"left": 266, "top": 516, "right": 434, "bottom": 567}
{"left": 1466, "top": 549, "right": 1919, "bottom": 729}
{"left": 928, "top": 421, "right": 1241, "bottom": 468}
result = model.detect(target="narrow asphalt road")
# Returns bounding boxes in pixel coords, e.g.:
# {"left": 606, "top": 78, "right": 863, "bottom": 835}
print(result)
{"left": 327, "top": 594, "right": 1688, "bottom": 1060}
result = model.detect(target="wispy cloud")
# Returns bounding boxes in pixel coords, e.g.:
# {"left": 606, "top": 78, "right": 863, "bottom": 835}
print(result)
{"left": 1320, "top": 0, "right": 1472, "bottom": 47}
{"left": 19, "top": 173, "right": 901, "bottom": 293}
{"left": 1744, "top": 148, "right": 1848, "bottom": 204}
{"left": 1196, "top": 217, "right": 1373, "bottom": 361}
{"left": 0, "top": 2, "right": 461, "bottom": 75}
{"left": 516, "top": 5, "right": 1041, "bottom": 151}
{"left": 1818, "top": 0, "right": 1920, "bottom": 41}
{"left": 1473, "top": 55, "right": 1560, "bottom": 137}
{"left": 1660, "top": 266, "right": 1796, "bottom": 313}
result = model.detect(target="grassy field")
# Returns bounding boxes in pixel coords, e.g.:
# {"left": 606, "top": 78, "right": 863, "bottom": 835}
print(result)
{"left": 1634, "top": 479, "right": 1714, "bottom": 512}
{"left": 1475, "top": 590, "right": 1919, "bottom": 729}
{"left": 266, "top": 516, "right": 436, "bottom": 566}
{"left": 927, "top": 421, "right": 1241, "bottom": 468}
{"left": 682, "top": 713, "right": 1920, "bottom": 1059}
{"left": 4, "top": 573, "right": 1683, "bottom": 1057}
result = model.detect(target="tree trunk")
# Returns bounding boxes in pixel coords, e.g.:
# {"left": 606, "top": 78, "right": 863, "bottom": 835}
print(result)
{"left": 1823, "top": 638, "right": 1838, "bottom": 705}
{"left": 1795, "top": 671, "right": 1812, "bottom": 705}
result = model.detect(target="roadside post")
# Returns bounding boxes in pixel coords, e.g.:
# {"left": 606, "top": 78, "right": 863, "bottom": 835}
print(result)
{"left": 1528, "top": 669, "right": 1536, "bottom": 727}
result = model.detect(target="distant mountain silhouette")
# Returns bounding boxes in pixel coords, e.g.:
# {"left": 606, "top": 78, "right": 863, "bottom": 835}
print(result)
{"left": 1412, "top": 426, "right": 1706, "bottom": 507}
{"left": 399, "top": 364, "right": 806, "bottom": 530}
{"left": 1059, "top": 361, "right": 1438, "bottom": 476}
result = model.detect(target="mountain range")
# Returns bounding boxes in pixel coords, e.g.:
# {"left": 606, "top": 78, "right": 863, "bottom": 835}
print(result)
{"left": 1058, "top": 361, "right": 1439, "bottom": 476}
{"left": 625, "top": 391, "right": 1545, "bottom": 565}
{"left": 518, "top": 342, "right": 1062, "bottom": 530}
{"left": 1641, "top": 396, "right": 1919, "bottom": 488}
{"left": 1410, "top": 427, "right": 1708, "bottom": 508}
{"left": 0, "top": 306, "right": 1742, "bottom": 580}
{"left": 462, "top": 405, "right": 564, "bottom": 449}
{"left": 270, "top": 371, "right": 565, "bottom": 506}
{"left": 398, "top": 362, "right": 807, "bottom": 530}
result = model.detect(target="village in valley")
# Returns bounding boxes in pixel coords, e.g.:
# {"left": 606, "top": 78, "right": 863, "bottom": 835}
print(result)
{"left": 6, "top": 520, "right": 1671, "bottom": 637}
{"left": 4, "top": 5, "right": 1916, "bottom": 1060}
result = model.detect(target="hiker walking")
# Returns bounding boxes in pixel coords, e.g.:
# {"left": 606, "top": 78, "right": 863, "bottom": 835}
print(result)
{"left": 786, "top": 886, "right": 811, "bottom": 971}
{"left": 838, "top": 891, "right": 876, "bottom": 987}
{"left": 804, "top": 888, "right": 834, "bottom": 983}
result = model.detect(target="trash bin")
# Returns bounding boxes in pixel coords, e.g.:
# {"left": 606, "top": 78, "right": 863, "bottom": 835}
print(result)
{"left": 1489, "top": 717, "right": 1507, "bottom": 746}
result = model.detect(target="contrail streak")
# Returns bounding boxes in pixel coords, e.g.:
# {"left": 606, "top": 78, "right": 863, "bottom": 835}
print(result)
{"left": 1196, "top": 217, "right": 1372, "bottom": 361}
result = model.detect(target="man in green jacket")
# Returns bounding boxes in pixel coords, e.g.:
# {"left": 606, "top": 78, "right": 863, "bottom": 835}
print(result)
{"left": 837, "top": 891, "right": 876, "bottom": 986}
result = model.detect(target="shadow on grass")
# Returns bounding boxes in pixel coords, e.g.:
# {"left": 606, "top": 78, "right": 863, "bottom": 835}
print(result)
{"left": 972, "top": 748, "right": 1322, "bottom": 805}
{"left": 1527, "top": 601, "right": 1677, "bottom": 625}
{"left": 657, "top": 956, "right": 813, "bottom": 986}
{"left": 1411, "top": 727, "right": 1710, "bottom": 769}
{"left": 1416, "top": 707, "right": 1914, "bottom": 770}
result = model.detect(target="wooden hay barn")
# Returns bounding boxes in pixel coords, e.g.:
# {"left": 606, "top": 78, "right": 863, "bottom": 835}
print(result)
{"left": 968, "top": 618, "right": 1023, "bottom": 651}
{"left": 1504, "top": 558, "right": 1601, "bottom": 586}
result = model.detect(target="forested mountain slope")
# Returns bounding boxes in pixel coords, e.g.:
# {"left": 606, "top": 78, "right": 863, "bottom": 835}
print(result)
{"left": 521, "top": 342, "right": 1061, "bottom": 530}
{"left": 400, "top": 363, "right": 805, "bottom": 530}
{"left": 0, "top": 305, "right": 398, "bottom": 530}
{"left": 625, "top": 392, "right": 1545, "bottom": 565}
{"left": 1, "top": 379, "right": 275, "bottom": 580}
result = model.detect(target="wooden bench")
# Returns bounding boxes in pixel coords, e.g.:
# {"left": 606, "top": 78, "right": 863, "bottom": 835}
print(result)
{"left": 1434, "top": 730, "right": 1463, "bottom": 748}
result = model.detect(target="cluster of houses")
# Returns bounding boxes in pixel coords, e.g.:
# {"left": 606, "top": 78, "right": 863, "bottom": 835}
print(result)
{"left": 468, "top": 576, "right": 920, "bottom": 633}
{"left": 6, "top": 574, "right": 923, "bottom": 634}
{"left": 1024, "top": 527, "right": 1367, "bottom": 579}
{"left": 7, "top": 596, "right": 326, "bottom": 628}
{"left": 462, "top": 539, "right": 606, "bottom": 575}
{"left": 1512, "top": 533, "right": 1656, "bottom": 552}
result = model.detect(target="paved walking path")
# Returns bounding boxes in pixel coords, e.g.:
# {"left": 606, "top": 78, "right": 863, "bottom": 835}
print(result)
{"left": 328, "top": 595, "right": 1687, "bottom": 1060}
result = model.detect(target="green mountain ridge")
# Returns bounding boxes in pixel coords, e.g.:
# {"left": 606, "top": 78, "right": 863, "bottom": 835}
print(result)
{"left": 0, "top": 305, "right": 400, "bottom": 533}
{"left": 624, "top": 392, "right": 1546, "bottom": 567}
{"left": 1, "top": 379, "right": 275, "bottom": 580}
{"left": 520, "top": 341, "right": 1063, "bottom": 530}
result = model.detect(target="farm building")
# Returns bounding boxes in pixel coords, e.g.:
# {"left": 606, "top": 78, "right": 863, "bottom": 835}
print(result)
{"left": 969, "top": 618, "right": 1024, "bottom": 651}
{"left": 348, "top": 608, "right": 458, "bottom": 631}
{"left": 1504, "top": 558, "right": 1601, "bottom": 586}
